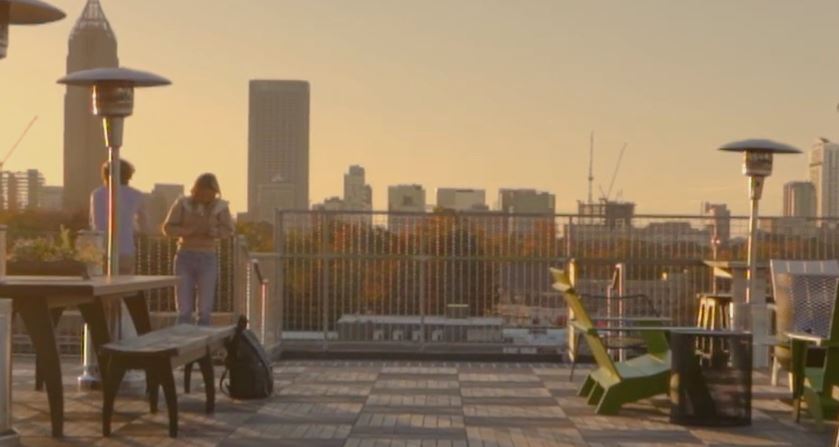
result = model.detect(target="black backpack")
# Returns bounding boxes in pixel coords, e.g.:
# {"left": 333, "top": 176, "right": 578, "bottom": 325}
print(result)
{"left": 220, "top": 316, "right": 274, "bottom": 399}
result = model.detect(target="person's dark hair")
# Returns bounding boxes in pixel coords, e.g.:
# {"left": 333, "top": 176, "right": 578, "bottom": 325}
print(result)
{"left": 191, "top": 173, "right": 221, "bottom": 197}
{"left": 100, "top": 159, "right": 135, "bottom": 185}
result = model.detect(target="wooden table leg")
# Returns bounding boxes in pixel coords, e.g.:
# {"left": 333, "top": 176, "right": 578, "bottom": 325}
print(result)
{"left": 122, "top": 291, "right": 154, "bottom": 395}
{"left": 123, "top": 292, "right": 152, "bottom": 335}
{"left": 198, "top": 356, "right": 215, "bottom": 414}
{"left": 18, "top": 299, "right": 64, "bottom": 437}
{"left": 78, "top": 297, "right": 112, "bottom": 377}
{"left": 35, "top": 307, "right": 64, "bottom": 391}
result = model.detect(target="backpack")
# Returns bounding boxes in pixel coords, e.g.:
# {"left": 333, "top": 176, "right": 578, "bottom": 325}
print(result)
{"left": 219, "top": 316, "right": 274, "bottom": 399}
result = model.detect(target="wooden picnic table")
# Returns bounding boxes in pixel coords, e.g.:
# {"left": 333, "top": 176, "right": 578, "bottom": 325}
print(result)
{"left": 1, "top": 275, "right": 178, "bottom": 437}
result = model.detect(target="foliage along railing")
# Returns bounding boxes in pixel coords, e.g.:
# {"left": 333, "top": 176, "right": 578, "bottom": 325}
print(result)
{"left": 273, "top": 210, "right": 839, "bottom": 341}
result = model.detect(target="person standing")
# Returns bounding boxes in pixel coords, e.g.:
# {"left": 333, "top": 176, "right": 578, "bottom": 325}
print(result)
{"left": 90, "top": 159, "right": 147, "bottom": 274}
{"left": 163, "top": 173, "right": 234, "bottom": 326}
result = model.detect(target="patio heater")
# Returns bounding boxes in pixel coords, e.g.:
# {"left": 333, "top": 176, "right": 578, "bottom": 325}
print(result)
{"left": 719, "top": 139, "right": 800, "bottom": 365}
{"left": 57, "top": 67, "right": 171, "bottom": 276}
{"left": 57, "top": 67, "right": 170, "bottom": 389}
{"left": 0, "top": 2, "right": 64, "bottom": 444}
{"left": 0, "top": 0, "right": 65, "bottom": 59}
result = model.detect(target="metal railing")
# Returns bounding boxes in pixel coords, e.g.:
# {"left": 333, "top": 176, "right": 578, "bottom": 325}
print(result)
{"left": 271, "top": 210, "right": 839, "bottom": 355}
{"left": 12, "top": 234, "right": 242, "bottom": 354}
{"left": 235, "top": 236, "right": 280, "bottom": 351}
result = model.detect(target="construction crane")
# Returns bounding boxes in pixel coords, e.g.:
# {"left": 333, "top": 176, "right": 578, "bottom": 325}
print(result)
{"left": 599, "top": 142, "right": 628, "bottom": 202}
{"left": 1, "top": 115, "right": 38, "bottom": 171}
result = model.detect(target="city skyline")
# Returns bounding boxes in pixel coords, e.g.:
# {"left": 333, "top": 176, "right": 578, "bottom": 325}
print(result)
{"left": 3, "top": 0, "right": 839, "bottom": 215}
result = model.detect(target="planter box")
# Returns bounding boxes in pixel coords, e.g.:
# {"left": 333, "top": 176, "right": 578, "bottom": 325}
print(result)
{"left": 7, "top": 260, "right": 90, "bottom": 277}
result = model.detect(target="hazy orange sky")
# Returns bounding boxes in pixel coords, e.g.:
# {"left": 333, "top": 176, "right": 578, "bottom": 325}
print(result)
{"left": 2, "top": 0, "right": 838, "bottom": 215}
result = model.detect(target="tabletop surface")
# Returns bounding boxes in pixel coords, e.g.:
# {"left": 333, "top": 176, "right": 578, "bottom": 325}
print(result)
{"left": 0, "top": 275, "right": 178, "bottom": 297}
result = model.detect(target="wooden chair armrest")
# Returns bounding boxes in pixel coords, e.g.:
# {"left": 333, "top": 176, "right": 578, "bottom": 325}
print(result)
{"left": 587, "top": 326, "right": 685, "bottom": 333}
{"left": 786, "top": 332, "right": 832, "bottom": 347}
{"left": 591, "top": 316, "right": 671, "bottom": 323}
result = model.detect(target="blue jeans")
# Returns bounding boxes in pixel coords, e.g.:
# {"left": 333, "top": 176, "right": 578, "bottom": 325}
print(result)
{"left": 174, "top": 250, "right": 218, "bottom": 326}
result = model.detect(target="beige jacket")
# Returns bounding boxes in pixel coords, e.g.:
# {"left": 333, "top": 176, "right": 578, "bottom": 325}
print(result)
{"left": 162, "top": 196, "right": 235, "bottom": 252}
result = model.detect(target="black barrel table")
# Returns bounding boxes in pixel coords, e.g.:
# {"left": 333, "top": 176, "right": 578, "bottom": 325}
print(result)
{"left": 669, "top": 329, "right": 752, "bottom": 427}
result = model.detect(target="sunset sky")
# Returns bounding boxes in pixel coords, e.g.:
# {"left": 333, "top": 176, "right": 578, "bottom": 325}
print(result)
{"left": 2, "top": 0, "right": 839, "bottom": 215}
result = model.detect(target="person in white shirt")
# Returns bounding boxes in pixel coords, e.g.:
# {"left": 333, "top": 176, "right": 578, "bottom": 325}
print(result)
{"left": 89, "top": 159, "right": 147, "bottom": 274}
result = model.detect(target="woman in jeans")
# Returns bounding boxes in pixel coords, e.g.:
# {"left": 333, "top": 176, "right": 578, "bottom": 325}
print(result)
{"left": 163, "top": 173, "right": 234, "bottom": 325}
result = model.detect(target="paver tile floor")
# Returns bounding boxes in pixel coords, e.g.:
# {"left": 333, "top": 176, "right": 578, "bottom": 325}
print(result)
{"left": 10, "top": 357, "right": 835, "bottom": 446}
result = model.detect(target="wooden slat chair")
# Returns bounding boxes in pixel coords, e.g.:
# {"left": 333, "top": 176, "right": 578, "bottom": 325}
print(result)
{"left": 551, "top": 268, "right": 671, "bottom": 415}
{"left": 788, "top": 275, "right": 839, "bottom": 427}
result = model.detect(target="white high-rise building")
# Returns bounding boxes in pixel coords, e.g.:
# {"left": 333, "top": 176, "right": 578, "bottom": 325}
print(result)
{"left": 388, "top": 184, "right": 426, "bottom": 212}
{"left": 810, "top": 138, "right": 839, "bottom": 219}
{"left": 63, "top": 0, "right": 119, "bottom": 212}
{"left": 783, "top": 181, "right": 816, "bottom": 219}
{"left": 343, "top": 165, "right": 372, "bottom": 211}
{"left": 248, "top": 80, "right": 310, "bottom": 217}
{"left": 0, "top": 169, "right": 45, "bottom": 211}
{"left": 436, "top": 188, "right": 488, "bottom": 211}
{"left": 388, "top": 184, "right": 425, "bottom": 232}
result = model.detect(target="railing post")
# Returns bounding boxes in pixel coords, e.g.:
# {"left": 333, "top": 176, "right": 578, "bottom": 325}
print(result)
{"left": 418, "top": 255, "right": 427, "bottom": 351}
{"left": 245, "top": 257, "right": 252, "bottom": 329}
{"left": 0, "top": 225, "right": 16, "bottom": 445}
{"left": 0, "top": 297, "right": 17, "bottom": 446}
{"left": 275, "top": 211, "right": 285, "bottom": 356}
{"left": 566, "top": 258, "right": 577, "bottom": 362}
{"left": 77, "top": 230, "right": 104, "bottom": 390}
{"left": 321, "top": 213, "right": 329, "bottom": 351}
{"left": 260, "top": 275, "right": 267, "bottom": 345}
{"left": 615, "top": 262, "right": 626, "bottom": 362}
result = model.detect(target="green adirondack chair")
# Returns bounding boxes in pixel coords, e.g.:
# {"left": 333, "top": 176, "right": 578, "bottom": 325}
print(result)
{"left": 788, "top": 276, "right": 839, "bottom": 427}
{"left": 550, "top": 267, "right": 671, "bottom": 415}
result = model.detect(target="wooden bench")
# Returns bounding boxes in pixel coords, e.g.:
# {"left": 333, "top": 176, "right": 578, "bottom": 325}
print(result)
{"left": 101, "top": 324, "right": 235, "bottom": 437}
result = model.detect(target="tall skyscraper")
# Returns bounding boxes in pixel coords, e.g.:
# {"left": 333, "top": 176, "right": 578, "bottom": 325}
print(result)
{"left": 247, "top": 80, "right": 310, "bottom": 218}
{"left": 810, "top": 138, "right": 839, "bottom": 218}
{"left": 343, "top": 165, "right": 372, "bottom": 211}
{"left": 62, "top": 0, "right": 119, "bottom": 212}
{"left": 783, "top": 181, "right": 817, "bottom": 218}
{"left": 436, "top": 188, "right": 488, "bottom": 211}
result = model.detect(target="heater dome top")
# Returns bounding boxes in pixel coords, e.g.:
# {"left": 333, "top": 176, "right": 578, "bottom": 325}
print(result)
{"left": 58, "top": 67, "right": 171, "bottom": 87}
{"left": 4, "top": 0, "right": 65, "bottom": 24}
{"left": 719, "top": 139, "right": 801, "bottom": 154}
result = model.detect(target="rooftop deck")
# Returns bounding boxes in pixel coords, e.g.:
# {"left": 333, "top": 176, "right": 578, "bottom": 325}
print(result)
{"left": 10, "top": 356, "right": 835, "bottom": 446}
